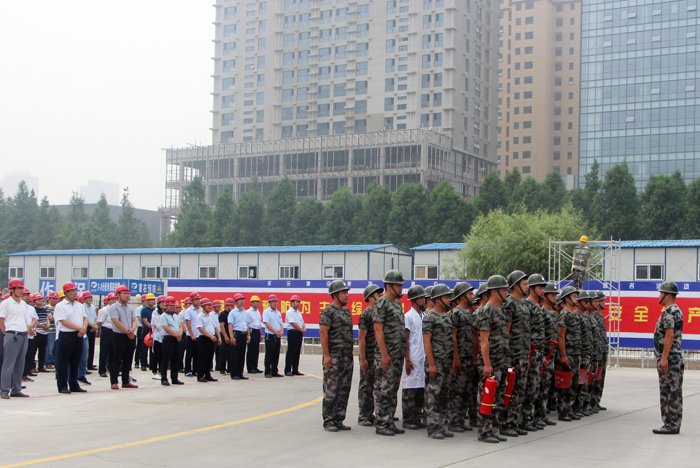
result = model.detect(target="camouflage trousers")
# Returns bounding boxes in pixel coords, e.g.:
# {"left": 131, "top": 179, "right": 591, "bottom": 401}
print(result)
{"left": 447, "top": 360, "right": 477, "bottom": 428}
{"left": 402, "top": 387, "right": 425, "bottom": 425}
{"left": 587, "top": 360, "right": 600, "bottom": 408}
{"left": 426, "top": 359, "right": 452, "bottom": 436}
{"left": 505, "top": 358, "right": 529, "bottom": 428}
{"left": 574, "top": 356, "right": 591, "bottom": 412}
{"left": 536, "top": 349, "right": 557, "bottom": 421}
{"left": 374, "top": 358, "right": 403, "bottom": 430}
{"left": 322, "top": 355, "right": 354, "bottom": 428}
{"left": 358, "top": 358, "right": 376, "bottom": 424}
{"left": 658, "top": 360, "right": 684, "bottom": 431}
{"left": 477, "top": 367, "right": 507, "bottom": 438}
{"left": 572, "top": 269, "right": 585, "bottom": 290}
{"left": 522, "top": 348, "right": 543, "bottom": 424}
{"left": 591, "top": 353, "right": 608, "bottom": 406}
{"left": 557, "top": 355, "right": 580, "bottom": 417}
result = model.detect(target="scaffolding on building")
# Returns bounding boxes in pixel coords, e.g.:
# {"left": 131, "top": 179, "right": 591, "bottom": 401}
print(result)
{"left": 548, "top": 238, "right": 623, "bottom": 368}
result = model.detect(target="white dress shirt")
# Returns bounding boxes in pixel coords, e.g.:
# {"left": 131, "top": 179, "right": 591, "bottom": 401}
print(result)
{"left": 97, "top": 305, "right": 113, "bottom": 329}
{"left": 53, "top": 299, "right": 87, "bottom": 333}
{"left": 285, "top": 307, "right": 304, "bottom": 331}
{"left": 0, "top": 297, "right": 28, "bottom": 332}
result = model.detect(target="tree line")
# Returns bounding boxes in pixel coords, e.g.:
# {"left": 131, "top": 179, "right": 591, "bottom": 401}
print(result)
{"left": 0, "top": 182, "right": 151, "bottom": 282}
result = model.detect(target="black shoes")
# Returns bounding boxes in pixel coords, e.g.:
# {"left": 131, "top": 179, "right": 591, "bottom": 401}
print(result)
{"left": 71, "top": 387, "right": 87, "bottom": 393}
{"left": 99, "top": 373, "right": 108, "bottom": 378}
{"left": 375, "top": 427, "right": 395, "bottom": 436}
{"left": 59, "top": 389, "right": 71, "bottom": 394}
{"left": 78, "top": 378, "right": 91, "bottom": 385}
{"left": 161, "top": 380, "right": 171, "bottom": 386}
{"left": 292, "top": 371, "right": 305, "bottom": 376}
{"left": 264, "top": 374, "right": 272, "bottom": 378}
{"left": 336, "top": 424, "right": 351, "bottom": 431}
{"left": 205, "top": 376, "right": 218, "bottom": 382}
{"left": 231, "top": 376, "right": 241, "bottom": 380}
{"left": 652, "top": 427, "right": 679, "bottom": 435}
{"left": 285, "top": 372, "right": 294, "bottom": 376}
{"left": 172, "top": 380, "right": 185, "bottom": 385}
{"left": 10, "top": 392, "right": 29, "bottom": 398}
{"left": 197, "top": 378, "right": 208, "bottom": 383}
{"left": 271, "top": 373, "right": 284, "bottom": 378}
{"left": 390, "top": 425, "right": 405, "bottom": 434}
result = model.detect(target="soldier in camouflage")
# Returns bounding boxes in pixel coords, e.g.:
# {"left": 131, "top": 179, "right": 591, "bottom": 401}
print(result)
{"left": 373, "top": 270, "right": 407, "bottom": 436}
{"left": 447, "top": 282, "right": 477, "bottom": 433}
{"left": 521, "top": 274, "right": 548, "bottom": 431}
{"left": 571, "top": 236, "right": 591, "bottom": 290}
{"left": 586, "top": 292, "right": 603, "bottom": 414}
{"left": 401, "top": 285, "right": 427, "bottom": 430}
{"left": 591, "top": 290, "right": 608, "bottom": 411}
{"left": 502, "top": 270, "right": 531, "bottom": 437}
{"left": 476, "top": 275, "right": 511, "bottom": 444}
{"left": 357, "top": 284, "right": 383, "bottom": 427}
{"left": 320, "top": 280, "right": 355, "bottom": 432}
{"left": 574, "top": 291, "right": 593, "bottom": 417}
{"left": 424, "top": 286, "right": 435, "bottom": 312}
{"left": 423, "top": 284, "right": 457, "bottom": 439}
{"left": 535, "top": 283, "right": 559, "bottom": 427}
{"left": 653, "top": 281, "right": 684, "bottom": 435}
{"left": 470, "top": 283, "right": 489, "bottom": 428}
{"left": 557, "top": 286, "right": 582, "bottom": 422}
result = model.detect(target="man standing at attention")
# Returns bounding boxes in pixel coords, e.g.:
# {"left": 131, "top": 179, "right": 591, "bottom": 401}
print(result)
{"left": 246, "top": 295, "right": 263, "bottom": 374}
{"left": 401, "top": 285, "right": 427, "bottom": 431}
{"left": 54, "top": 282, "right": 89, "bottom": 394}
{"left": 284, "top": 295, "right": 306, "bottom": 376}
{"left": 109, "top": 285, "right": 138, "bottom": 390}
{"left": 571, "top": 236, "right": 591, "bottom": 290}
{"left": 262, "top": 295, "right": 283, "bottom": 378}
{"left": 357, "top": 284, "right": 383, "bottom": 427}
{"left": 0, "top": 279, "right": 30, "bottom": 399}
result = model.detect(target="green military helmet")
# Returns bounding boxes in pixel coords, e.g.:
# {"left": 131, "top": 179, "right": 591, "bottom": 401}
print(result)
{"left": 658, "top": 281, "right": 679, "bottom": 295}
{"left": 596, "top": 290, "right": 606, "bottom": 301}
{"left": 587, "top": 291, "right": 598, "bottom": 301}
{"left": 486, "top": 275, "right": 509, "bottom": 290}
{"left": 328, "top": 279, "right": 350, "bottom": 295}
{"left": 544, "top": 283, "right": 559, "bottom": 295}
{"left": 431, "top": 283, "right": 452, "bottom": 299}
{"left": 475, "top": 283, "right": 488, "bottom": 298}
{"left": 363, "top": 284, "right": 383, "bottom": 302}
{"left": 528, "top": 274, "right": 547, "bottom": 287}
{"left": 424, "top": 286, "right": 434, "bottom": 300}
{"left": 383, "top": 269, "right": 405, "bottom": 285}
{"left": 578, "top": 290, "right": 590, "bottom": 301}
{"left": 556, "top": 293, "right": 563, "bottom": 305}
{"left": 507, "top": 270, "right": 528, "bottom": 288}
{"left": 560, "top": 285, "right": 577, "bottom": 301}
{"left": 451, "top": 282, "right": 475, "bottom": 301}
{"left": 406, "top": 285, "right": 427, "bottom": 301}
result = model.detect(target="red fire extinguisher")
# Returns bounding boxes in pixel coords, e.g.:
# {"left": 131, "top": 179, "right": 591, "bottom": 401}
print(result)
{"left": 528, "top": 342, "right": 537, "bottom": 365}
{"left": 480, "top": 377, "right": 498, "bottom": 415}
{"left": 541, "top": 339, "right": 559, "bottom": 377}
{"left": 503, "top": 368, "right": 516, "bottom": 405}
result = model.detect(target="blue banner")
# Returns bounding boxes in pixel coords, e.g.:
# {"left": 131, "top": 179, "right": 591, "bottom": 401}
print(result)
{"left": 71, "top": 280, "right": 89, "bottom": 294}
{"left": 129, "top": 280, "right": 165, "bottom": 296}
{"left": 88, "top": 279, "right": 127, "bottom": 295}
{"left": 39, "top": 280, "right": 56, "bottom": 297}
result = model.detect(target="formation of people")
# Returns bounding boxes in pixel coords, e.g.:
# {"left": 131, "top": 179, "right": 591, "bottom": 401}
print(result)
{"left": 320, "top": 270, "right": 685, "bottom": 440}
{"left": 0, "top": 281, "right": 307, "bottom": 397}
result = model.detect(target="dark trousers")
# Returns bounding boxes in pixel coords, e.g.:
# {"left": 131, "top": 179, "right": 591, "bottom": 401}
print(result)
{"left": 185, "top": 336, "right": 198, "bottom": 374}
{"left": 178, "top": 335, "right": 187, "bottom": 371}
{"left": 217, "top": 340, "right": 230, "bottom": 372}
{"left": 35, "top": 333, "right": 48, "bottom": 369}
{"left": 56, "top": 332, "right": 82, "bottom": 392}
{"left": 86, "top": 328, "right": 96, "bottom": 368}
{"left": 110, "top": 333, "right": 136, "bottom": 385}
{"left": 264, "top": 334, "right": 281, "bottom": 375}
{"left": 23, "top": 337, "right": 39, "bottom": 376}
{"left": 150, "top": 341, "right": 162, "bottom": 374}
{"left": 229, "top": 331, "right": 247, "bottom": 377}
{"left": 197, "top": 337, "right": 214, "bottom": 379}
{"left": 98, "top": 328, "right": 113, "bottom": 375}
{"left": 285, "top": 329, "right": 303, "bottom": 374}
{"left": 134, "top": 328, "right": 143, "bottom": 367}
{"left": 247, "top": 329, "right": 261, "bottom": 372}
{"left": 161, "top": 336, "right": 180, "bottom": 383}
{"left": 137, "top": 328, "right": 149, "bottom": 368}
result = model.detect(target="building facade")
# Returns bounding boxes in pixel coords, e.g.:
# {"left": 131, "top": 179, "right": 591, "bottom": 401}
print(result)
{"left": 498, "top": 0, "right": 581, "bottom": 186}
{"left": 579, "top": 0, "right": 700, "bottom": 189}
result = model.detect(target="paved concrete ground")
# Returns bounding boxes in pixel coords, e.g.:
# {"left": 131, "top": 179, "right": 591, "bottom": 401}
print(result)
{"left": 0, "top": 354, "right": 698, "bottom": 468}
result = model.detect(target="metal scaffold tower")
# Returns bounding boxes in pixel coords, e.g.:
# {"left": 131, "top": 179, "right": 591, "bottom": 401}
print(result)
{"left": 548, "top": 238, "right": 622, "bottom": 368}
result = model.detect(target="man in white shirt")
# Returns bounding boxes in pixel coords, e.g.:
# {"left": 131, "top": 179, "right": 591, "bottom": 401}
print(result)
{"left": 184, "top": 293, "right": 201, "bottom": 377}
{"left": 401, "top": 285, "right": 428, "bottom": 430}
{"left": 284, "top": 295, "right": 306, "bottom": 376}
{"left": 0, "top": 279, "right": 30, "bottom": 399}
{"left": 96, "top": 293, "right": 116, "bottom": 377}
{"left": 246, "top": 295, "right": 263, "bottom": 374}
{"left": 262, "top": 295, "right": 284, "bottom": 378}
{"left": 53, "top": 282, "right": 89, "bottom": 394}
{"left": 195, "top": 298, "right": 219, "bottom": 383}
{"left": 227, "top": 294, "right": 250, "bottom": 380}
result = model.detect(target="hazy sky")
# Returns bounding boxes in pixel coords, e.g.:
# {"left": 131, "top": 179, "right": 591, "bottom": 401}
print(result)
{"left": 0, "top": 1, "right": 214, "bottom": 210}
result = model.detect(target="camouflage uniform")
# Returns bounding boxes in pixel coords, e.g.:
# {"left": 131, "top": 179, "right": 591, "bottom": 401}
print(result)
{"left": 522, "top": 299, "right": 546, "bottom": 425}
{"left": 502, "top": 297, "right": 531, "bottom": 429}
{"left": 574, "top": 311, "right": 593, "bottom": 414}
{"left": 587, "top": 312, "right": 604, "bottom": 410}
{"left": 447, "top": 306, "right": 476, "bottom": 430}
{"left": 320, "top": 304, "right": 354, "bottom": 429}
{"left": 536, "top": 308, "right": 560, "bottom": 422}
{"left": 373, "top": 296, "right": 406, "bottom": 431}
{"left": 591, "top": 311, "right": 608, "bottom": 407}
{"left": 654, "top": 304, "right": 684, "bottom": 431}
{"left": 557, "top": 308, "right": 581, "bottom": 417}
{"left": 358, "top": 306, "right": 377, "bottom": 424}
{"left": 476, "top": 304, "right": 511, "bottom": 438}
{"left": 571, "top": 245, "right": 591, "bottom": 290}
{"left": 423, "top": 310, "right": 455, "bottom": 437}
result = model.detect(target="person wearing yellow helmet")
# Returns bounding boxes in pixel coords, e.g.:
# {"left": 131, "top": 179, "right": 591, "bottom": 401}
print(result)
{"left": 572, "top": 236, "right": 591, "bottom": 290}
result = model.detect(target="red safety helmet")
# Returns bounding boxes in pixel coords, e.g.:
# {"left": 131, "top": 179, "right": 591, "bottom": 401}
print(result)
{"left": 63, "top": 282, "right": 77, "bottom": 293}
{"left": 212, "top": 300, "right": 222, "bottom": 307}
{"left": 200, "top": 298, "right": 211, "bottom": 306}
{"left": 190, "top": 292, "right": 201, "bottom": 300}
{"left": 233, "top": 293, "right": 245, "bottom": 301}
{"left": 82, "top": 291, "right": 93, "bottom": 299}
{"left": 47, "top": 291, "right": 60, "bottom": 300}
{"left": 224, "top": 298, "right": 235, "bottom": 306}
{"left": 157, "top": 295, "right": 166, "bottom": 303}
{"left": 8, "top": 279, "right": 24, "bottom": 289}
{"left": 78, "top": 295, "right": 85, "bottom": 303}
{"left": 268, "top": 294, "right": 278, "bottom": 301}
{"left": 290, "top": 294, "right": 301, "bottom": 302}
{"left": 165, "top": 296, "right": 177, "bottom": 306}
{"left": 31, "top": 293, "right": 43, "bottom": 301}
{"left": 184, "top": 297, "right": 192, "bottom": 305}
{"left": 115, "top": 285, "right": 130, "bottom": 294}
{"left": 23, "top": 289, "right": 31, "bottom": 296}
{"left": 2, "top": 293, "right": 10, "bottom": 301}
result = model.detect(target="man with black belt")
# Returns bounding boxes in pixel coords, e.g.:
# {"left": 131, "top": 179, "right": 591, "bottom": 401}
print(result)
{"left": 218, "top": 298, "right": 233, "bottom": 375}
{"left": 183, "top": 292, "right": 201, "bottom": 377}
{"left": 263, "top": 295, "right": 283, "bottom": 378}
{"left": 227, "top": 293, "right": 250, "bottom": 380}
{"left": 83, "top": 291, "right": 98, "bottom": 371}
{"left": 138, "top": 293, "right": 155, "bottom": 371}
{"left": 96, "top": 293, "right": 116, "bottom": 378}
{"left": 284, "top": 295, "right": 306, "bottom": 376}
{"left": 246, "top": 295, "right": 263, "bottom": 373}
{"left": 0, "top": 279, "right": 31, "bottom": 399}
{"left": 195, "top": 298, "right": 219, "bottom": 383}
{"left": 109, "top": 285, "right": 138, "bottom": 390}
{"left": 54, "top": 282, "right": 88, "bottom": 394}
{"left": 358, "top": 284, "right": 383, "bottom": 426}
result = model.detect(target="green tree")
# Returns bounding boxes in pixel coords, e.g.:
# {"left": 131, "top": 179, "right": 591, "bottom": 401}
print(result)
{"left": 640, "top": 171, "right": 686, "bottom": 240}
{"left": 30, "top": 197, "right": 63, "bottom": 250}
{"left": 237, "top": 177, "right": 265, "bottom": 246}
{"left": 387, "top": 183, "right": 428, "bottom": 249}
{"left": 263, "top": 178, "right": 296, "bottom": 245}
{"left": 354, "top": 182, "right": 392, "bottom": 244}
{"left": 170, "top": 177, "right": 212, "bottom": 247}
{"left": 539, "top": 171, "right": 568, "bottom": 213}
{"left": 594, "top": 162, "right": 639, "bottom": 240}
{"left": 205, "top": 186, "right": 237, "bottom": 247}
{"left": 82, "top": 193, "right": 116, "bottom": 249}
{"left": 686, "top": 177, "right": 700, "bottom": 238}
{"left": 289, "top": 197, "right": 324, "bottom": 245}
{"left": 474, "top": 171, "right": 508, "bottom": 215}
{"left": 584, "top": 159, "right": 602, "bottom": 204}
{"left": 6, "top": 181, "right": 41, "bottom": 254}
{"left": 117, "top": 188, "right": 151, "bottom": 248}
{"left": 563, "top": 188, "right": 589, "bottom": 219}
{"left": 444, "top": 205, "right": 596, "bottom": 279}
{"left": 65, "top": 191, "right": 88, "bottom": 225}
{"left": 504, "top": 167, "right": 522, "bottom": 199}
{"left": 507, "top": 176, "right": 541, "bottom": 213}
{"left": 318, "top": 186, "right": 361, "bottom": 244}
{"left": 426, "top": 181, "right": 474, "bottom": 242}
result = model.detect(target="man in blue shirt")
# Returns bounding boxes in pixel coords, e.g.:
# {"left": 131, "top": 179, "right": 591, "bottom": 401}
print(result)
{"left": 284, "top": 295, "right": 306, "bottom": 376}
{"left": 228, "top": 293, "right": 250, "bottom": 380}
{"left": 262, "top": 295, "right": 284, "bottom": 378}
